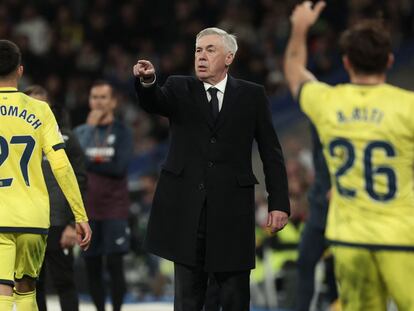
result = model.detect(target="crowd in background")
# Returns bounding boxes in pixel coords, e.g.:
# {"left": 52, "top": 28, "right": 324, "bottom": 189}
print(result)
{"left": 2, "top": 0, "right": 414, "bottom": 307}
{"left": 1, "top": 0, "right": 414, "bottom": 157}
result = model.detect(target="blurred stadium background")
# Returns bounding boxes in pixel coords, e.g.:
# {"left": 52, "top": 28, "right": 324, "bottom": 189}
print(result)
{"left": 2, "top": 0, "right": 413, "bottom": 310}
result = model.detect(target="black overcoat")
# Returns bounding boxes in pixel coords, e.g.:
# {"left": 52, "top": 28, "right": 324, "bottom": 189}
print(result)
{"left": 135, "top": 75, "right": 290, "bottom": 272}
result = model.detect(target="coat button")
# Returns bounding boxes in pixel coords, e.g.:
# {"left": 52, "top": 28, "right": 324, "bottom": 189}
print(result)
{"left": 198, "top": 183, "right": 205, "bottom": 190}
{"left": 207, "top": 161, "right": 214, "bottom": 168}
{"left": 210, "top": 137, "right": 217, "bottom": 143}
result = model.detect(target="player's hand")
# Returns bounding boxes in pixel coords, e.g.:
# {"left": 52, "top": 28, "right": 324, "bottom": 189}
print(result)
{"left": 133, "top": 60, "right": 155, "bottom": 82}
{"left": 76, "top": 222, "right": 92, "bottom": 251}
{"left": 60, "top": 224, "right": 77, "bottom": 249}
{"left": 290, "top": 1, "right": 326, "bottom": 32}
{"left": 266, "top": 210, "right": 289, "bottom": 234}
{"left": 86, "top": 110, "right": 105, "bottom": 126}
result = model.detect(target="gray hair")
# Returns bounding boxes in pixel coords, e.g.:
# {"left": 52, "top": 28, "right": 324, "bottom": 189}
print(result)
{"left": 196, "top": 27, "right": 238, "bottom": 55}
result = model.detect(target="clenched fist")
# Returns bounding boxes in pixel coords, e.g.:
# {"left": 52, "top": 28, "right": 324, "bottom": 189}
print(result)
{"left": 267, "top": 210, "right": 289, "bottom": 234}
{"left": 133, "top": 60, "right": 156, "bottom": 82}
{"left": 86, "top": 110, "right": 105, "bottom": 126}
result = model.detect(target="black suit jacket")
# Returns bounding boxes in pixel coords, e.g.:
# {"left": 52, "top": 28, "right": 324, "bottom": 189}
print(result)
{"left": 135, "top": 75, "right": 290, "bottom": 272}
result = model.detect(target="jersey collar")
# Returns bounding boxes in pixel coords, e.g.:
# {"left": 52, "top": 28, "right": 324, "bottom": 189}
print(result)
{"left": 0, "top": 87, "right": 18, "bottom": 93}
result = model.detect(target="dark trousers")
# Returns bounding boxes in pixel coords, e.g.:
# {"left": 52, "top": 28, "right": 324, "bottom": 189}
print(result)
{"left": 174, "top": 207, "right": 250, "bottom": 311}
{"left": 37, "top": 226, "right": 79, "bottom": 311}
{"left": 84, "top": 254, "right": 126, "bottom": 311}
{"left": 296, "top": 223, "right": 337, "bottom": 311}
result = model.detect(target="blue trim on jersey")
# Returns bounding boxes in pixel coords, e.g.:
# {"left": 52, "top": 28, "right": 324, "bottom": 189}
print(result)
{"left": 328, "top": 240, "right": 414, "bottom": 251}
{"left": 52, "top": 142, "right": 66, "bottom": 151}
{"left": 0, "top": 90, "right": 18, "bottom": 93}
{"left": 0, "top": 227, "right": 48, "bottom": 235}
{"left": 0, "top": 279, "right": 14, "bottom": 286}
{"left": 14, "top": 274, "right": 38, "bottom": 281}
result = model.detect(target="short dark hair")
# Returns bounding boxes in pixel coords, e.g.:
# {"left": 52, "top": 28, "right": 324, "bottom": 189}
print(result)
{"left": 90, "top": 80, "right": 114, "bottom": 96}
{"left": 339, "top": 20, "right": 391, "bottom": 75}
{"left": 0, "top": 40, "right": 22, "bottom": 77}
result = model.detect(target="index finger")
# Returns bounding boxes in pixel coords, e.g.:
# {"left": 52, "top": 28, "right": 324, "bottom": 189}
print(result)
{"left": 82, "top": 233, "right": 91, "bottom": 243}
{"left": 81, "top": 241, "right": 90, "bottom": 251}
{"left": 137, "top": 60, "right": 151, "bottom": 66}
{"left": 302, "top": 1, "right": 312, "bottom": 8}
{"left": 314, "top": 1, "right": 326, "bottom": 15}
{"left": 82, "top": 229, "right": 91, "bottom": 242}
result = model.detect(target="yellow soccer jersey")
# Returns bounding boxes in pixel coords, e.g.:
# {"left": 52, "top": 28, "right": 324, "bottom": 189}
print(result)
{"left": 0, "top": 87, "right": 65, "bottom": 233}
{"left": 300, "top": 81, "right": 414, "bottom": 249}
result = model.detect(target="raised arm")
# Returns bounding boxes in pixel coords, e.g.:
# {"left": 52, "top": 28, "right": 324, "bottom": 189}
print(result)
{"left": 284, "top": 1, "right": 326, "bottom": 98}
{"left": 133, "top": 60, "right": 156, "bottom": 84}
{"left": 133, "top": 59, "right": 177, "bottom": 117}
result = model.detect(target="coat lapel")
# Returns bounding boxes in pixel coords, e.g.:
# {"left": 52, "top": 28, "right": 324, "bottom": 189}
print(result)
{"left": 190, "top": 79, "right": 215, "bottom": 129}
{"left": 214, "top": 76, "right": 239, "bottom": 131}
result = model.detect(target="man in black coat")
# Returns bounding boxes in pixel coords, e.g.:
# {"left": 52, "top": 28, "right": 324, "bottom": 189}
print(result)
{"left": 133, "top": 27, "right": 290, "bottom": 311}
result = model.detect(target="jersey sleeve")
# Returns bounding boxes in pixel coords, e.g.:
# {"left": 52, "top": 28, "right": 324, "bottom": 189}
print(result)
{"left": 299, "top": 81, "right": 332, "bottom": 125}
{"left": 46, "top": 148, "right": 88, "bottom": 223}
{"left": 40, "top": 104, "right": 65, "bottom": 152}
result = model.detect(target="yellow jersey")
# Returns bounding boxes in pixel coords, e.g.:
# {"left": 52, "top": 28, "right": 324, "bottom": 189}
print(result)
{"left": 0, "top": 87, "right": 66, "bottom": 233}
{"left": 300, "top": 81, "right": 414, "bottom": 249}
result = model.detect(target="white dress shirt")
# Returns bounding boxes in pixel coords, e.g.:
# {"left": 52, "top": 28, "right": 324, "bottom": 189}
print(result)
{"left": 203, "top": 75, "right": 228, "bottom": 112}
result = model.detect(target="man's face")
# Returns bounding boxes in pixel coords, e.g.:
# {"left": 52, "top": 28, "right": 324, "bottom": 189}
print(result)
{"left": 194, "top": 34, "right": 234, "bottom": 84}
{"left": 89, "top": 85, "right": 115, "bottom": 115}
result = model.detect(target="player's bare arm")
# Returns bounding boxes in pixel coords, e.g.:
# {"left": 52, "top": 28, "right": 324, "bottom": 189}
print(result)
{"left": 284, "top": 1, "right": 325, "bottom": 98}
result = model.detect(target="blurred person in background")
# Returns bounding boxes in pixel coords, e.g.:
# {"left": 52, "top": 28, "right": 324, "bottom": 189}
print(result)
{"left": 0, "top": 39, "right": 91, "bottom": 311}
{"left": 293, "top": 126, "right": 338, "bottom": 311}
{"left": 1, "top": 0, "right": 414, "bottom": 132}
{"left": 129, "top": 171, "right": 161, "bottom": 280}
{"left": 285, "top": 1, "right": 414, "bottom": 310}
{"left": 74, "top": 80, "right": 133, "bottom": 311}
{"left": 254, "top": 157, "right": 309, "bottom": 310}
{"left": 14, "top": 4, "right": 51, "bottom": 56}
{"left": 133, "top": 27, "right": 290, "bottom": 311}
{"left": 24, "top": 85, "right": 86, "bottom": 311}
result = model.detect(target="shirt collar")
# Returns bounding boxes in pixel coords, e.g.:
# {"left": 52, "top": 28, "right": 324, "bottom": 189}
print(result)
{"left": 203, "top": 75, "right": 228, "bottom": 94}
{"left": 0, "top": 87, "right": 18, "bottom": 92}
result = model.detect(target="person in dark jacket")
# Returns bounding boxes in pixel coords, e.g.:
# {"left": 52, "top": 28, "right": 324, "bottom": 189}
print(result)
{"left": 74, "top": 80, "right": 133, "bottom": 311}
{"left": 24, "top": 85, "right": 86, "bottom": 311}
{"left": 133, "top": 27, "right": 290, "bottom": 311}
{"left": 295, "top": 125, "right": 338, "bottom": 311}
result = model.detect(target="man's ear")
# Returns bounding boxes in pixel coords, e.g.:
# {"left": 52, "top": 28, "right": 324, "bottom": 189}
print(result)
{"left": 225, "top": 53, "right": 234, "bottom": 67}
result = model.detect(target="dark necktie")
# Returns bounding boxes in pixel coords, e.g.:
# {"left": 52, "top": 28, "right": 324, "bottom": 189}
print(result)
{"left": 208, "top": 87, "right": 219, "bottom": 120}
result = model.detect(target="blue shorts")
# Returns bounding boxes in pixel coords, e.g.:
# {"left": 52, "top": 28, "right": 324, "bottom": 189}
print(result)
{"left": 82, "top": 219, "right": 130, "bottom": 257}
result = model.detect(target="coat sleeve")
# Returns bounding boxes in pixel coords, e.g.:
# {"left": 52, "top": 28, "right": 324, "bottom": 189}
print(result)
{"left": 134, "top": 76, "right": 178, "bottom": 118}
{"left": 254, "top": 86, "right": 290, "bottom": 215}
